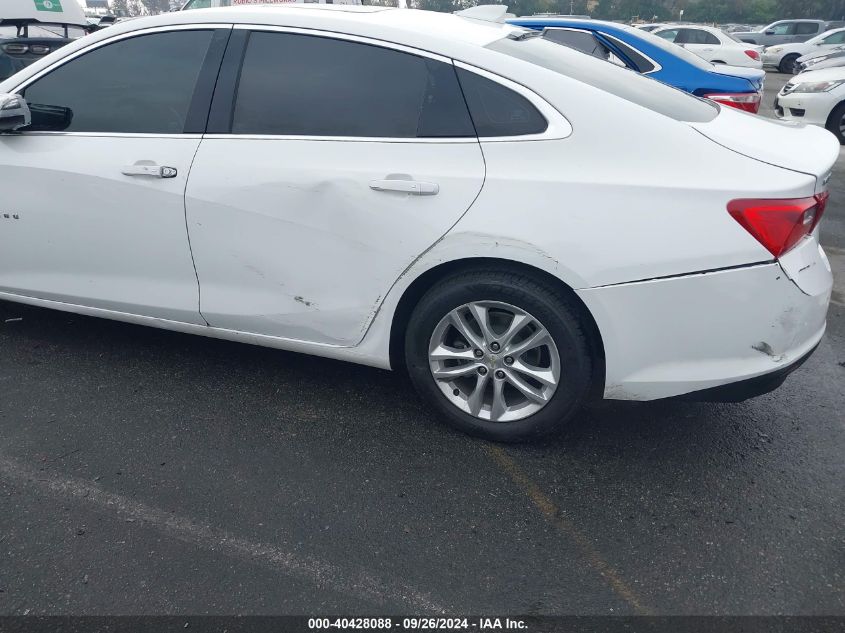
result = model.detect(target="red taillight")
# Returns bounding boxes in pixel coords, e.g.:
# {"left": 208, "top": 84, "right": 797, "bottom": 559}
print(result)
{"left": 727, "top": 192, "right": 829, "bottom": 258}
{"left": 744, "top": 49, "right": 760, "bottom": 60}
{"left": 704, "top": 92, "right": 761, "bottom": 113}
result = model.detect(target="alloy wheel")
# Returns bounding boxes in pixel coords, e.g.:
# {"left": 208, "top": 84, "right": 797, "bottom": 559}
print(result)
{"left": 428, "top": 301, "right": 560, "bottom": 422}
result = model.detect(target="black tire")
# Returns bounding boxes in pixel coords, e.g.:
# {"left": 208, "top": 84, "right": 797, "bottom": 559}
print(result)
{"left": 404, "top": 268, "right": 594, "bottom": 442}
{"left": 779, "top": 54, "right": 799, "bottom": 74}
{"left": 826, "top": 101, "right": 845, "bottom": 144}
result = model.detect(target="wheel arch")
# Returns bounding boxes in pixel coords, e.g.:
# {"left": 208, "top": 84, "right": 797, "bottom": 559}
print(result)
{"left": 387, "top": 257, "right": 606, "bottom": 400}
{"left": 824, "top": 99, "right": 845, "bottom": 134}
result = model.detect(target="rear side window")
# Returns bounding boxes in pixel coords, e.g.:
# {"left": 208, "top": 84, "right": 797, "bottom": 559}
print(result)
{"left": 456, "top": 68, "right": 547, "bottom": 137}
{"left": 230, "top": 31, "right": 475, "bottom": 138}
{"left": 603, "top": 35, "right": 657, "bottom": 72}
{"left": 22, "top": 30, "right": 213, "bottom": 133}
{"left": 677, "top": 29, "right": 720, "bottom": 45}
{"left": 795, "top": 22, "right": 820, "bottom": 35}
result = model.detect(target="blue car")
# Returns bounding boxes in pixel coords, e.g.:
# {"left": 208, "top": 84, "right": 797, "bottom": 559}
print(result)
{"left": 508, "top": 18, "right": 765, "bottom": 113}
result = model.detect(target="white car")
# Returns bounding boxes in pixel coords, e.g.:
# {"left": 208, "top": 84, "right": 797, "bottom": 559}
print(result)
{"left": 0, "top": 6, "right": 836, "bottom": 441}
{"left": 652, "top": 24, "right": 763, "bottom": 68}
{"left": 763, "top": 27, "right": 845, "bottom": 73}
{"left": 775, "top": 67, "right": 845, "bottom": 142}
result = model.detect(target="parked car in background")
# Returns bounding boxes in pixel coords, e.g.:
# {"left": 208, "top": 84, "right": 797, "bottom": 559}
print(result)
{"left": 509, "top": 17, "right": 765, "bottom": 112}
{"left": 0, "top": 6, "right": 835, "bottom": 441}
{"left": 0, "top": 0, "right": 88, "bottom": 81}
{"left": 795, "top": 44, "right": 845, "bottom": 73}
{"left": 652, "top": 24, "right": 763, "bottom": 68}
{"left": 763, "top": 27, "right": 845, "bottom": 73}
{"left": 775, "top": 67, "right": 845, "bottom": 142}
{"left": 181, "top": 0, "right": 361, "bottom": 7}
{"left": 733, "top": 20, "right": 843, "bottom": 47}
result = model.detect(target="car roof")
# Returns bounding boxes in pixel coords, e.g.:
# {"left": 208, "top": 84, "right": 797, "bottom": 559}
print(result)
{"left": 100, "top": 5, "right": 526, "bottom": 51}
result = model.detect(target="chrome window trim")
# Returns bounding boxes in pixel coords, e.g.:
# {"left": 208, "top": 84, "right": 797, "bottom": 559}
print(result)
{"left": 11, "top": 23, "right": 232, "bottom": 94}
{"left": 9, "top": 23, "right": 230, "bottom": 139}
{"left": 202, "top": 134, "right": 479, "bottom": 144}
{"left": 232, "top": 24, "right": 454, "bottom": 65}
{"left": 14, "top": 132, "right": 204, "bottom": 139}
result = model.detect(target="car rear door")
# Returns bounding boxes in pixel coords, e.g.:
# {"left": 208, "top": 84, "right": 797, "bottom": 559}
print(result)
{"left": 0, "top": 26, "right": 229, "bottom": 323}
{"left": 184, "top": 28, "right": 486, "bottom": 346}
{"left": 793, "top": 22, "right": 821, "bottom": 42}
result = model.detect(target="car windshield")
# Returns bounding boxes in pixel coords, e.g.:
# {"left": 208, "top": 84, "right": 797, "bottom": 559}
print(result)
{"left": 487, "top": 34, "right": 719, "bottom": 123}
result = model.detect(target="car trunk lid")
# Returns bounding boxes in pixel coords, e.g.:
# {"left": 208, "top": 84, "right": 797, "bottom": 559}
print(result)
{"left": 709, "top": 64, "right": 766, "bottom": 91}
{"left": 689, "top": 105, "right": 838, "bottom": 184}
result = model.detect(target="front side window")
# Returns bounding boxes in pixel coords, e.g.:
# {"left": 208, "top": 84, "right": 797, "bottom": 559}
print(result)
{"left": 655, "top": 29, "right": 678, "bottom": 41}
{"left": 22, "top": 30, "right": 213, "bottom": 133}
{"left": 822, "top": 31, "right": 845, "bottom": 45}
{"left": 770, "top": 23, "right": 795, "bottom": 35}
{"left": 231, "top": 31, "right": 474, "bottom": 138}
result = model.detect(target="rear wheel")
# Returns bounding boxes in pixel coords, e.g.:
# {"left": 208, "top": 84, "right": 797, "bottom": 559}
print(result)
{"left": 779, "top": 54, "right": 799, "bottom": 74}
{"left": 404, "top": 269, "right": 593, "bottom": 442}
{"left": 826, "top": 101, "right": 845, "bottom": 144}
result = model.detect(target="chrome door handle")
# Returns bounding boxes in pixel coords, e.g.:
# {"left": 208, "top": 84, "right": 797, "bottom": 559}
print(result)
{"left": 369, "top": 179, "right": 439, "bottom": 196}
{"left": 122, "top": 164, "right": 178, "bottom": 178}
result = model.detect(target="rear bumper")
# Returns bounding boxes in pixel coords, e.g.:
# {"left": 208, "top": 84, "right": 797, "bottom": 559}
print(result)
{"left": 577, "top": 240, "right": 832, "bottom": 401}
{"left": 677, "top": 342, "right": 818, "bottom": 402}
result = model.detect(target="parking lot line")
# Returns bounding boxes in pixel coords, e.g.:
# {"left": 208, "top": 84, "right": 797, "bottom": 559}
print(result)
{"left": 485, "top": 446, "right": 652, "bottom": 615}
{"left": 0, "top": 452, "right": 448, "bottom": 613}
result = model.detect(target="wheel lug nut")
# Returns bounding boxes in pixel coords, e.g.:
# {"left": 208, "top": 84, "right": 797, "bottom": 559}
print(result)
{"left": 504, "top": 356, "right": 514, "bottom": 366}
{"left": 495, "top": 370, "right": 506, "bottom": 379}
{"left": 474, "top": 349, "right": 483, "bottom": 358}
{"left": 477, "top": 366, "right": 488, "bottom": 376}
{"left": 490, "top": 342, "right": 500, "bottom": 352}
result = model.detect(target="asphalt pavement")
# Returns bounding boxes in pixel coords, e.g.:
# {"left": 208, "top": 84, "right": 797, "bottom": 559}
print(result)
{"left": 0, "top": 72, "right": 843, "bottom": 616}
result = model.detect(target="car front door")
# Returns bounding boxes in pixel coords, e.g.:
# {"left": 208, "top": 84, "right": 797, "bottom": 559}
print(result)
{"left": 184, "top": 29, "right": 491, "bottom": 345}
{"left": 767, "top": 22, "right": 796, "bottom": 45}
{"left": 0, "top": 27, "right": 228, "bottom": 323}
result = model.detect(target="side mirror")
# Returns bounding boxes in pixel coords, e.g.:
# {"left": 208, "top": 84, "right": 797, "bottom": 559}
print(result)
{"left": 0, "top": 93, "right": 31, "bottom": 133}
{"left": 765, "top": 29, "right": 775, "bottom": 35}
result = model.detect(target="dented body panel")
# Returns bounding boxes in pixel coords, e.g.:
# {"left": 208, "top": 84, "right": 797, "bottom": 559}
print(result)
{"left": 577, "top": 260, "right": 830, "bottom": 400}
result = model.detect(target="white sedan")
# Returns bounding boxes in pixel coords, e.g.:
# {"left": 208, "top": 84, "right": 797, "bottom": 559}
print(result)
{"left": 775, "top": 67, "right": 845, "bottom": 142}
{"left": 0, "top": 6, "right": 836, "bottom": 441}
{"left": 763, "top": 27, "right": 845, "bottom": 73}
{"left": 652, "top": 24, "right": 764, "bottom": 67}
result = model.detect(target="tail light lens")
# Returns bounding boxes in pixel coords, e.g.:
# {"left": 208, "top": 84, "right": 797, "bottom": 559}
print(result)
{"left": 745, "top": 49, "right": 760, "bottom": 60}
{"left": 29, "top": 44, "right": 51, "bottom": 55}
{"left": 727, "top": 192, "right": 829, "bottom": 257}
{"left": 704, "top": 91, "right": 761, "bottom": 113}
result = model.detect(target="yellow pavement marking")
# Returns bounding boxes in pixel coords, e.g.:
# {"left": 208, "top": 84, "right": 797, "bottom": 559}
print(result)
{"left": 486, "top": 445, "right": 652, "bottom": 615}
